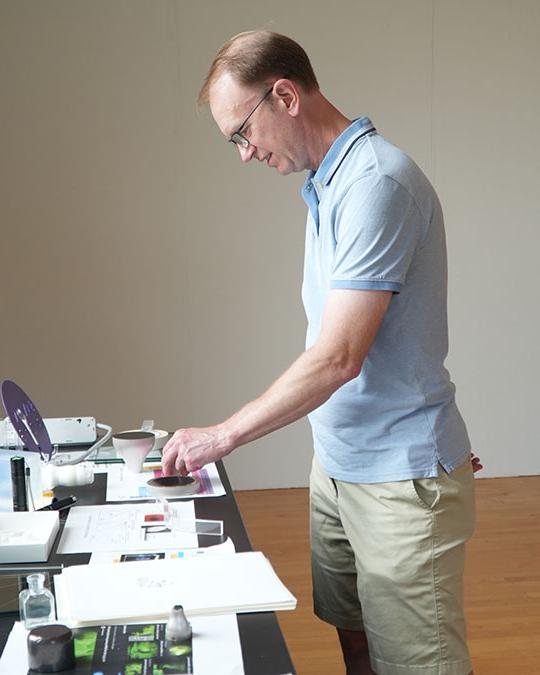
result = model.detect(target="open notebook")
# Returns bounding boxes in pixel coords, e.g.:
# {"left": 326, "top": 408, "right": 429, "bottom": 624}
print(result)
{"left": 55, "top": 551, "right": 296, "bottom": 626}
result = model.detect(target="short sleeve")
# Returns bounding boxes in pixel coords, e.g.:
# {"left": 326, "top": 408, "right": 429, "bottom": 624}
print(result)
{"left": 330, "top": 175, "right": 425, "bottom": 293}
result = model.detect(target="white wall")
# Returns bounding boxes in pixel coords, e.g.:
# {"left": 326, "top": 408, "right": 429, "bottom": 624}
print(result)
{"left": 1, "top": 0, "right": 538, "bottom": 488}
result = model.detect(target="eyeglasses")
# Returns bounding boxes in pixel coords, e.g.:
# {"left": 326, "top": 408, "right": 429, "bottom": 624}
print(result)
{"left": 228, "top": 87, "right": 273, "bottom": 148}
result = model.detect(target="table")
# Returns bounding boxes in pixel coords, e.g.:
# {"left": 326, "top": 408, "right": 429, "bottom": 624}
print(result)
{"left": 0, "top": 460, "right": 296, "bottom": 674}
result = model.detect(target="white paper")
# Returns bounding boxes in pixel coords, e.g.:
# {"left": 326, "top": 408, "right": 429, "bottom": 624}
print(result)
{"left": 105, "top": 462, "right": 226, "bottom": 501}
{"left": 89, "top": 536, "right": 236, "bottom": 564}
{"left": 192, "top": 614, "right": 244, "bottom": 675}
{"left": 57, "top": 502, "right": 197, "bottom": 554}
{"left": 0, "top": 616, "right": 245, "bottom": 675}
{"left": 55, "top": 551, "right": 297, "bottom": 626}
{"left": 0, "top": 621, "right": 26, "bottom": 675}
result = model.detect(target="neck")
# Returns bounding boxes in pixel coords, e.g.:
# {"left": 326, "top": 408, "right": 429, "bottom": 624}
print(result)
{"left": 303, "top": 91, "right": 352, "bottom": 171}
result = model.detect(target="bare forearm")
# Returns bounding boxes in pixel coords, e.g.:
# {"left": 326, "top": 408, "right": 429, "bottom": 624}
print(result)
{"left": 162, "top": 344, "right": 357, "bottom": 476}
{"left": 220, "top": 345, "right": 354, "bottom": 451}
{"left": 161, "top": 290, "right": 391, "bottom": 476}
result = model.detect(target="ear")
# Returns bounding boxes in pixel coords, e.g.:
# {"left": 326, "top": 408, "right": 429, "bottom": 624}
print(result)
{"left": 272, "top": 78, "right": 300, "bottom": 117}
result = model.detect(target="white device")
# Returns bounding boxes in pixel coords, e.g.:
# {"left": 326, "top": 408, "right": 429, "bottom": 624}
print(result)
{"left": 1, "top": 415, "right": 111, "bottom": 467}
{"left": 41, "top": 462, "right": 95, "bottom": 488}
{"left": 0, "top": 416, "right": 97, "bottom": 448}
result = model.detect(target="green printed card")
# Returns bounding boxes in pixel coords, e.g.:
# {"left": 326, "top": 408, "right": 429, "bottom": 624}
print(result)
{"left": 69, "top": 622, "right": 192, "bottom": 675}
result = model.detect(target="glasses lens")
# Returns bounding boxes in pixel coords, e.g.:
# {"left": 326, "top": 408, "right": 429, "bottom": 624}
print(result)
{"left": 230, "top": 132, "right": 249, "bottom": 148}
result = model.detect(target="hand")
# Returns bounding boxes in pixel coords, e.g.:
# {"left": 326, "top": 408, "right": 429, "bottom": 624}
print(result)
{"left": 161, "top": 425, "right": 231, "bottom": 476}
{"left": 471, "top": 452, "right": 483, "bottom": 473}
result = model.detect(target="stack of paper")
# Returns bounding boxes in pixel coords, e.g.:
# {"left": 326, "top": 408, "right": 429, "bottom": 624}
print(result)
{"left": 55, "top": 551, "right": 296, "bottom": 626}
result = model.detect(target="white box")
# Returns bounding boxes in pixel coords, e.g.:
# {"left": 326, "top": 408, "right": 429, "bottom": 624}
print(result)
{"left": 0, "top": 511, "right": 59, "bottom": 563}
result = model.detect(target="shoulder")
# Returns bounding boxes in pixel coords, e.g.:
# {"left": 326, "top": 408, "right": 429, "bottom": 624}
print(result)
{"left": 333, "top": 135, "right": 438, "bottom": 224}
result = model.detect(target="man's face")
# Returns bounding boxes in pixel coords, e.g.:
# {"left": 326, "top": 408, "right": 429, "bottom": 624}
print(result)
{"left": 209, "top": 72, "right": 308, "bottom": 175}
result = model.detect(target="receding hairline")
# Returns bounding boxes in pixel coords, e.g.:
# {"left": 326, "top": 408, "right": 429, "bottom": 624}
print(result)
{"left": 198, "top": 30, "right": 319, "bottom": 107}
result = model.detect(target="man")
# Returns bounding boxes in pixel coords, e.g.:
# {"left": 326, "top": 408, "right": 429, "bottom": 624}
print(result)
{"left": 162, "top": 31, "right": 477, "bottom": 675}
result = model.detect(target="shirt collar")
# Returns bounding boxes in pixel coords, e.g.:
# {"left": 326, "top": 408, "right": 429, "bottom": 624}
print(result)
{"left": 307, "top": 116, "right": 376, "bottom": 188}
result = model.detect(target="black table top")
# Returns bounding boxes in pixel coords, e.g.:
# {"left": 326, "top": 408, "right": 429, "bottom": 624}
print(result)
{"left": 0, "top": 460, "right": 296, "bottom": 675}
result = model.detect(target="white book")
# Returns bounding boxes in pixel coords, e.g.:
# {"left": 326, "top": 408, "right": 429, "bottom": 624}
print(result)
{"left": 55, "top": 550, "right": 296, "bottom": 626}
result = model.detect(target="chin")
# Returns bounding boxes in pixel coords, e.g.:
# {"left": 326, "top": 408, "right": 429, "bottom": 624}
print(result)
{"left": 275, "top": 163, "right": 294, "bottom": 176}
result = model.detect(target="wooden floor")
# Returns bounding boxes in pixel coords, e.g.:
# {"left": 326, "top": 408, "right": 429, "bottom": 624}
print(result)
{"left": 235, "top": 475, "right": 540, "bottom": 675}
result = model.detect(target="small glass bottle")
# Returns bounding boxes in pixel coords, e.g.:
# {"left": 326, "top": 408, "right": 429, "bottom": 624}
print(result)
{"left": 19, "top": 573, "right": 56, "bottom": 629}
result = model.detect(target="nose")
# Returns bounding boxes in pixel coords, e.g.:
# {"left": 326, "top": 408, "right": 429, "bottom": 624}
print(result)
{"left": 238, "top": 143, "right": 256, "bottom": 163}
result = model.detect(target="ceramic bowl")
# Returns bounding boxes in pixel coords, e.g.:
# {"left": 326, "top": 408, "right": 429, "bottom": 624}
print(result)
{"left": 112, "top": 431, "right": 155, "bottom": 473}
{"left": 146, "top": 475, "right": 200, "bottom": 497}
{"left": 149, "top": 429, "right": 169, "bottom": 452}
{"left": 120, "top": 429, "right": 169, "bottom": 454}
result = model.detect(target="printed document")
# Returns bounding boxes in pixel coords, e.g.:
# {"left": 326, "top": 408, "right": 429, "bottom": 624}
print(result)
{"left": 57, "top": 502, "right": 197, "bottom": 554}
{"left": 105, "top": 462, "right": 226, "bottom": 501}
{"left": 89, "top": 536, "right": 236, "bottom": 564}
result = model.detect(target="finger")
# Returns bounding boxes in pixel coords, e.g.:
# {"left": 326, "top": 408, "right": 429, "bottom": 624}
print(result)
{"left": 161, "top": 455, "right": 173, "bottom": 476}
{"left": 161, "top": 447, "right": 177, "bottom": 476}
{"left": 185, "top": 459, "right": 201, "bottom": 474}
{"left": 162, "top": 432, "right": 179, "bottom": 456}
{"left": 175, "top": 457, "right": 189, "bottom": 477}
{"left": 472, "top": 460, "right": 483, "bottom": 473}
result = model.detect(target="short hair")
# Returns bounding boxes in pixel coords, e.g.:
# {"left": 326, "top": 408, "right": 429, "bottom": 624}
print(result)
{"left": 198, "top": 30, "right": 319, "bottom": 106}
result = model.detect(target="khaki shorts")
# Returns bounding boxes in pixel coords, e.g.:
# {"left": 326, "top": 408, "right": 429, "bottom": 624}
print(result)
{"left": 310, "top": 455, "right": 475, "bottom": 675}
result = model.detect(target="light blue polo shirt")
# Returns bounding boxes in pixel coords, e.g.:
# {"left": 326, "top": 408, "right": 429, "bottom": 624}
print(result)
{"left": 301, "top": 117, "right": 470, "bottom": 483}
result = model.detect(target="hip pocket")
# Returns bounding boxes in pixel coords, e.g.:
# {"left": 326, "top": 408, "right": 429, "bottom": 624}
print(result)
{"left": 406, "top": 476, "right": 441, "bottom": 511}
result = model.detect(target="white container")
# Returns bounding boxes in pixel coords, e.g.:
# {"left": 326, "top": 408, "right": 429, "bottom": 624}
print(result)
{"left": 112, "top": 431, "right": 155, "bottom": 473}
{"left": 0, "top": 511, "right": 59, "bottom": 563}
{"left": 121, "top": 428, "right": 169, "bottom": 453}
{"left": 41, "top": 461, "right": 95, "bottom": 489}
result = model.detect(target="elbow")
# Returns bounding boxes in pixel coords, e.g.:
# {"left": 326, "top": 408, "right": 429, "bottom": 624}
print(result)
{"left": 333, "top": 354, "right": 363, "bottom": 386}
{"left": 310, "top": 343, "right": 364, "bottom": 388}
{"left": 343, "top": 359, "right": 363, "bottom": 383}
